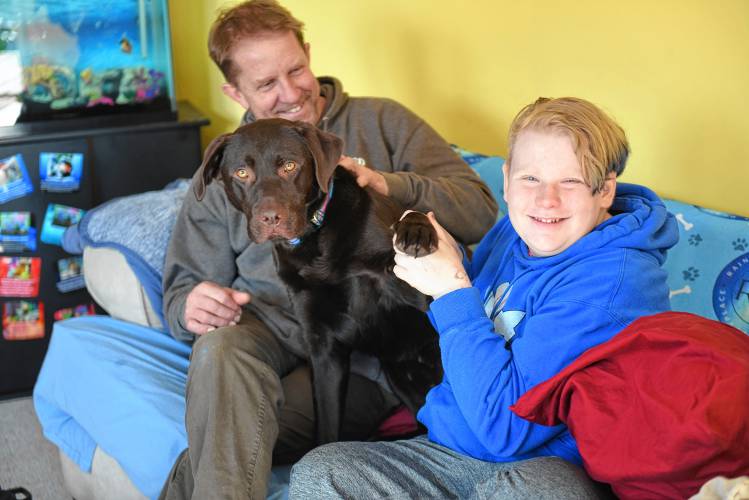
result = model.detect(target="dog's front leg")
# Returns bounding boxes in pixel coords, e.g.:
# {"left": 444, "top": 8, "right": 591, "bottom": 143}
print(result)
{"left": 308, "top": 337, "right": 351, "bottom": 445}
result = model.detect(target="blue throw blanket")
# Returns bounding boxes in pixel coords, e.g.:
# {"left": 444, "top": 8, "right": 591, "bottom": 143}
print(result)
{"left": 62, "top": 179, "right": 190, "bottom": 330}
{"left": 33, "top": 316, "right": 292, "bottom": 499}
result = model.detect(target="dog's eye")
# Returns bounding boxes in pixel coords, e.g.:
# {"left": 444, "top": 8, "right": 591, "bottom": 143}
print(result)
{"left": 235, "top": 168, "right": 251, "bottom": 179}
{"left": 282, "top": 161, "right": 297, "bottom": 173}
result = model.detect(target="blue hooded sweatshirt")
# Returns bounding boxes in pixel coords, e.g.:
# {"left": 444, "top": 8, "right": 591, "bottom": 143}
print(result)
{"left": 418, "top": 183, "right": 679, "bottom": 466}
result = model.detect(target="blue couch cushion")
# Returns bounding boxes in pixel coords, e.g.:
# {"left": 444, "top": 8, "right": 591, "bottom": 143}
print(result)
{"left": 662, "top": 200, "right": 749, "bottom": 334}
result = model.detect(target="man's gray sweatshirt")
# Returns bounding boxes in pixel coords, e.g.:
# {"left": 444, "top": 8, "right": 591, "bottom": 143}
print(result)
{"left": 162, "top": 76, "right": 497, "bottom": 343}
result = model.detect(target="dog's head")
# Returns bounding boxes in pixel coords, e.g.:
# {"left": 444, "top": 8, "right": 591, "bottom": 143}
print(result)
{"left": 194, "top": 118, "right": 343, "bottom": 244}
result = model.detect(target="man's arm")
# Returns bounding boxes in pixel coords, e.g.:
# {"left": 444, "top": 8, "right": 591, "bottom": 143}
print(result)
{"left": 382, "top": 115, "right": 498, "bottom": 245}
{"left": 330, "top": 98, "right": 498, "bottom": 245}
{"left": 162, "top": 177, "right": 244, "bottom": 341}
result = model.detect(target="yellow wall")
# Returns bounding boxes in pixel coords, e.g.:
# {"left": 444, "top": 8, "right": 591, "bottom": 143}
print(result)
{"left": 169, "top": 0, "right": 749, "bottom": 217}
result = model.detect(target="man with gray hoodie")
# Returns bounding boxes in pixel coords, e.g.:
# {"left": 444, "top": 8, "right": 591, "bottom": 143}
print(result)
{"left": 159, "top": 1, "right": 497, "bottom": 498}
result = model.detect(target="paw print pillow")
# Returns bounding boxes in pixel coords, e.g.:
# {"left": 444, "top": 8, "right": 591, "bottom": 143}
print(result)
{"left": 663, "top": 199, "right": 749, "bottom": 334}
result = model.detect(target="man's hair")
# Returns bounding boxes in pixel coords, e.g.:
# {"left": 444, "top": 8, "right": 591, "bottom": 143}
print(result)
{"left": 208, "top": 0, "right": 305, "bottom": 84}
{"left": 507, "top": 97, "right": 629, "bottom": 194}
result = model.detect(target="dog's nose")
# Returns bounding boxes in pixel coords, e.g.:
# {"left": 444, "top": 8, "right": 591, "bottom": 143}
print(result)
{"left": 259, "top": 209, "right": 281, "bottom": 227}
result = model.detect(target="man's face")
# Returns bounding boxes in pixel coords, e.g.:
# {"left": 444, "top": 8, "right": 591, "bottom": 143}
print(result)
{"left": 503, "top": 129, "right": 616, "bottom": 257}
{"left": 222, "top": 31, "right": 324, "bottom": 125}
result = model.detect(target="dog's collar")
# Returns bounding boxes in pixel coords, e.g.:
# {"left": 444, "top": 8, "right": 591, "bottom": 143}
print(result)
{"left": 287, "top": 179, "right": 335, "bottom": 247}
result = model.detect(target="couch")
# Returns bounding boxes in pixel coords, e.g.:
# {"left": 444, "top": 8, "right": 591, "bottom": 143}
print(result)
{"left": 32, "top": 148, "right": 749, "bottom": 499}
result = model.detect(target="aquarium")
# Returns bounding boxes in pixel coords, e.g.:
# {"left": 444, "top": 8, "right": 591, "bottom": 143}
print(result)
{"left": 0, "top": 0, "right": 176, "bottom": 132}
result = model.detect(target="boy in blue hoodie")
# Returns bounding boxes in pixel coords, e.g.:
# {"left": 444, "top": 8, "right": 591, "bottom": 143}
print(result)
{"left": 288, "top": 97, "right": 679, "bottom": 499}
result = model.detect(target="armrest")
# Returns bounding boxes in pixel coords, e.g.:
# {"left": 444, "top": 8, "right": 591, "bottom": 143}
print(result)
{"left": 84, "top": 247, "right": 162, "bottom": 329}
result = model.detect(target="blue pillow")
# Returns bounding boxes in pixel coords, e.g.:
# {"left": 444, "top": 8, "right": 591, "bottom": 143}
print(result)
{"left": 662, "top": 200, "right": 749, "bottom": 335}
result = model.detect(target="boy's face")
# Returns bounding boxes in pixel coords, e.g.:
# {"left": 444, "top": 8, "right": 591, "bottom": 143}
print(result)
{"left": 221, "top": 30, "right": 324, "bottom": 125}
{"left": 503, "top": 129, "right": 616, "bottom": 257}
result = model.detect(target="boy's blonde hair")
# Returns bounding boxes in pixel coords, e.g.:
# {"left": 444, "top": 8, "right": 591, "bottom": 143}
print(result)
{"left": 507, "top": 97, "right": 629, "bottom": 194}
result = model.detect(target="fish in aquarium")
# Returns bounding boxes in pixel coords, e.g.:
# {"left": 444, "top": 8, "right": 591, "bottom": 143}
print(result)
{"left": 119, "top": 33, "right": 133, "bottom": 54}
{"left": 0, "top": 0, "right": 176, "bottom": 126}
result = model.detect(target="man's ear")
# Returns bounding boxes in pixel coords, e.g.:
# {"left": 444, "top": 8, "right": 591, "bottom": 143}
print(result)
{"left": 194, "top": 133, "right": 232, "bottom": 201}
{"left": 294, "top": 122, "right": 343, "bottom": 193}
{"left": 304, "top": 42, "right": 311, "bottom": 63}
{"left": 222, "top": 82, "right": 249, "bottom": 109}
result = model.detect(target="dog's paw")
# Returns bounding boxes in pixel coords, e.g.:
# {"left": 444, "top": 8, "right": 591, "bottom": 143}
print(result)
{"left": 393, "top": 212, "right": 438, "bottom": 258}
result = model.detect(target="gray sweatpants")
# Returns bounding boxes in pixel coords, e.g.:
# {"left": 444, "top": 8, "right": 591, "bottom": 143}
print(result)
{"left": 159, "top": 312, "right": 401, "bottom": 500}
{"left": 289, "top": 435, "right": 612, "bottom": 499}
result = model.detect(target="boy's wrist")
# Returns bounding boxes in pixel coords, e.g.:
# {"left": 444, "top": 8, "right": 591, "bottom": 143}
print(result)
{"left": 431, "top": 270, "right": 472, "bottom": 300}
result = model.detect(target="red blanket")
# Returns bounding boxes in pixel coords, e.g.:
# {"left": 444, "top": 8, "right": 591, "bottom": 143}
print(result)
{"left": 511, "top": 312, "right": 749, "bottom": 499}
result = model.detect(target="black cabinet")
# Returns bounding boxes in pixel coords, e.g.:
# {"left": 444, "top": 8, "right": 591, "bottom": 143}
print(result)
{"left": 0, "top": 101, "right": 208, "bottom": 397}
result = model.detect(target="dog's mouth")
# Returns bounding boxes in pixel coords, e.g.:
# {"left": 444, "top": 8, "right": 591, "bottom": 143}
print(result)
{"left": 247, "top": 211, "right": 306, "bottom": 244}
{"left": 252, "top": 226, "right": 299, "bottom": 243}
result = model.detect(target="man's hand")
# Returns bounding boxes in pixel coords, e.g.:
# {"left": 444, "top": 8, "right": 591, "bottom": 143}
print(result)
{"left": 184, "top": 281, "right": 251, "bottom": 335}
{"left": 338, "top": 155, "right": 389, "bottom": 196}
{"left": 393, "top": 212, "right": 471, "bottom": 300}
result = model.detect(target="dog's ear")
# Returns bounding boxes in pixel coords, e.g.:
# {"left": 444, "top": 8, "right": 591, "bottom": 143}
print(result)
{"left": 194, "top": 133, "right": 232, "bottom": 201}
{"left": 294, "top": 122, "right": 343, "bottom": 193}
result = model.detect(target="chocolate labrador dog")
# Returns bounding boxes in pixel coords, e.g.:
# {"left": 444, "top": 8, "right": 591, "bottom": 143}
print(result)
{"left": 194, "top": 118, "right": 442, "bottom": 445}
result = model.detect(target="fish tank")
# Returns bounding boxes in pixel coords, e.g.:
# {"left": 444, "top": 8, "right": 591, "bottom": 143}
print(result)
{"left": 0, "top": 0, "right": 177, "bottom": 135}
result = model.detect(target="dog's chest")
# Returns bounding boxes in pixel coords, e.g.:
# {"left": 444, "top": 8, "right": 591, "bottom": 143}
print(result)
{"left": 279, "top": 248, "right": 405, "bottom": 314}
{"left": 281, "top": 251, "right": 393, "bottom": 306}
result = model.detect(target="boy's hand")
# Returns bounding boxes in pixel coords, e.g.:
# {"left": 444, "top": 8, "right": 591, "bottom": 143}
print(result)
{"left": 393, "top": 212, "right": 471, "bottom": 299}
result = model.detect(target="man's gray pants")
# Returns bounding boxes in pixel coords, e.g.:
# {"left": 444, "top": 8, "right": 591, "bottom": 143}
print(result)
{"left": 289, "top": 435, "right": 612, "bottom": 499}
{"left": 158, "top": 312, "right": 400, "bottom": 499}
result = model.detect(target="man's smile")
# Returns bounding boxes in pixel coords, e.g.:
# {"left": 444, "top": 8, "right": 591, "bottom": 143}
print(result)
{"left": 279, "top": 104, "right": 302, "bottom": 115}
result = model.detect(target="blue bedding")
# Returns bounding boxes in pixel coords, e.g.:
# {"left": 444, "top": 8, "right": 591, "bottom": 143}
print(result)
{"left": 33, "top": 316, "right": 189, "bottom": 497}
{"left": 33, "top": 315, "right": 291, "bottom": 499}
